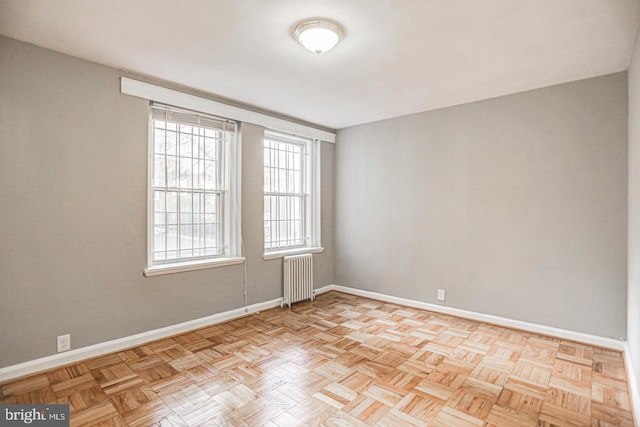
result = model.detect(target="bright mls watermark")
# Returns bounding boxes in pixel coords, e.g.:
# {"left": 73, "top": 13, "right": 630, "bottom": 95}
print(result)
{"left": 0, "top": 405, "right": 68, "bottom": 426}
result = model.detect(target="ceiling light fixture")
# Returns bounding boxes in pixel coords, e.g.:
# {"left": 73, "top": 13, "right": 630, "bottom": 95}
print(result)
{"left": 293, "top": 19, "right": 344, "bottom": 55}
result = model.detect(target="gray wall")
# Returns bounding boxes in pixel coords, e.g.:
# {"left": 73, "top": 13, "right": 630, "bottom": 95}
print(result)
{"left": 0, "top": 36, "right": 335, "bottom": 367}
{"left": 0, "top": 32, "right": 631, "bottom": 370}
{"left": 627, "top": 24, "right": 640, "bottom": 409}
{"left": 336, "top": 73, "right": 628, "bottom": 339}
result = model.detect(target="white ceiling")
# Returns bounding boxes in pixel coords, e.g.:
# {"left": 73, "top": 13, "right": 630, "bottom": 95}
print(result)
{"left": 1, "top": 0, "right": 638, "bottom": 130}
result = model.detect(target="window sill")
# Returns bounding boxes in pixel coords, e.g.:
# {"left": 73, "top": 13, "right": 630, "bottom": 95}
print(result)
{"left": 263, "top": 247, "right": 324, "bottom": 260}
{"left": 144, "top": 257, "right": 245, "bottom": 277}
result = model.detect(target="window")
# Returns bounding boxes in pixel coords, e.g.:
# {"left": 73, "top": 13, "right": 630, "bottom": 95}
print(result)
{"left": 145, "top": 104, "right": 242, "bottom": 276}
{"left": 264, "top": 130, "right": 322, "bottom": 256}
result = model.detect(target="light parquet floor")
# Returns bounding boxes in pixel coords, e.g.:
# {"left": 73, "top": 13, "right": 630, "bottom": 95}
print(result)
{"left": 0, "top": 291, "right": 635, "bottom": 426}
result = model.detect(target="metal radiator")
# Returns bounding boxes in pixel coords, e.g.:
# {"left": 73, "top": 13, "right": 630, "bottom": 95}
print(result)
{"left": 282, "top": 254, "right": 314, "bottom": 308}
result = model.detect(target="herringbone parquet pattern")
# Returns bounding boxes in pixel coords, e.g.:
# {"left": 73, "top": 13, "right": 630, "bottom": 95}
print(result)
{"left": 0, "top": 291, "right": 635, "bottom": 426}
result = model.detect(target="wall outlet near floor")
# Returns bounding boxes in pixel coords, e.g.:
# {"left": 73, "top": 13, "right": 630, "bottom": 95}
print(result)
{"left": 437, "top": 289, "right": 446, "bottom": 301}
{"left": 57, "top": 334, "right": 71, "bottom": 353}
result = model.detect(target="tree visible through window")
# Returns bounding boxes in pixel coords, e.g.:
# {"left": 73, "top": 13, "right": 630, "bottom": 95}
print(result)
{"left": 264, "top": 130, "right": 320, "bottom": 252}
{"left": 149, "top": 104, "right": 237, "bottom": 265}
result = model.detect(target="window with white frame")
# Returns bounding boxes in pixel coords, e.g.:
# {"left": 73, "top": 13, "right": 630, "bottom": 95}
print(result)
{"left": 264, "top": 130, "right": 321, "bottom": 253}
{"left": 147, "top": 104, "right": 241, "bottom": 274}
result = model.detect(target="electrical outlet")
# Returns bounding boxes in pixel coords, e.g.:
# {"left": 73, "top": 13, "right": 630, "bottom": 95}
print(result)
{"left": 57, "top": 334, "right": 70, "bottom": 353}
{"left": 437, "top": 289, "right": 446, "bottom": 301}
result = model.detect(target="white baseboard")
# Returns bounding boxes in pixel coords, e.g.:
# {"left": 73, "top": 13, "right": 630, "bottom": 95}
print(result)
{"left": 0, "top": 297, "right": 283, "bottom": 384}
{"left": 320, "top": 283, "right": 640, "bottom": 422}
{"left": 313, "top": 285, "right": 335, "bottom": 296}
{"left": 315, "top": 284, "right": 625, "bottom": 351}
{"left": 624, "top": 341, "right": 640, "bottom": 427}
{"left": 1, "top": 284, "right": 631, "bottom": 393}
{"left": 318, "top": 284, "right": 640, "bottom": 421}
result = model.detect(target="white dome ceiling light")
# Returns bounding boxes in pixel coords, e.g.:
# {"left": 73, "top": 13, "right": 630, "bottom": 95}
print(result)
{"left": 293, "top": 19, "right": 345, "bottom": 55}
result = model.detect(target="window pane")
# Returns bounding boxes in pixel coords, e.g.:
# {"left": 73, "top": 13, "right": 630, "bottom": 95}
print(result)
{"left": 166, "top": 192, "right": 178, "bottom": 225}
{"left": 293, "top": 198, "right": 300, "bottom": 218}
{"left": 180, "top": 224, "right": 193, "bottom": 252}
{"left": 193, "top": 194, "right": 202, "bottom": 225}
{"left": 154, "top": 155, "right": 165, "bottom": 187}
{"left": 278, "top": 195, "right": 287, "bottom": 218}
{"left": 264, "top": 196, "right": 271, "bottom": 221}
{"left": 193, "top": 133, "right": 203, "bottom": 160}
{"left": 264, "top": 150, "right": 271, "bottom": 167}
{"left": 155, "top": 129, "right": 166, "bottom": 154}
{"left": 204, "top": 160, "right": 217, "bottom": 189}
{"left": 166, "top": 225, "right": 178, "bottom": 252}
{"left": 278, "top": 169, "right": 286, "bottom": 193}
{"left": 167, "top": 156, "right": 177, "bottom": 188}
{"left": 166, "top": 131, "right": 177, "bottom": 155}
{"left": 154, "top": 225, "right": 166, "bottom": 253}
{"left": 179, "top": 156, "right": 192, "bottom": 188}
{"left": 287, "top": 170, "right": 294, "bottom": 193}
{"left": 204, "top": 137, "right": 216, "bottom": 160}
{"left": 192, "top": 224, "right": 202, "bottom": 253}
{"left": 294, "top": 170, "right": 301, "bottom": 193}
{"left": 264, "top": 133, "right": 310, "bottom": 250}
{"left": 180, "top": 192, "right": 192, "bottom": 225}
{"left": 205, "top": 224, "right": 216, "bottom": 249}
{"left": 150, "top": 105, "right": 235, "bottom": 266}
{"left": 264, "top": 220, "right": 271, "bottom": 246}
{"left": 180, "top": 132, "right": 192, "bottom": 157}
{"left": 204, "top": 193, "right": 216, "bottom": 214}
{"left": 154, "top": 190, "right": 165, "bottom": 212}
